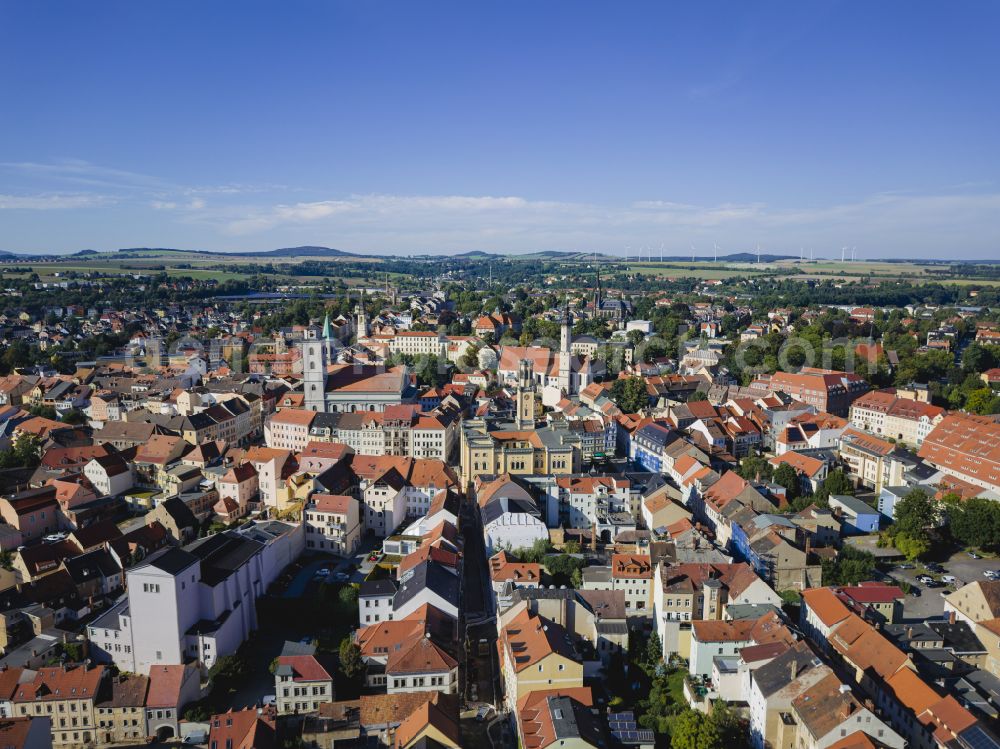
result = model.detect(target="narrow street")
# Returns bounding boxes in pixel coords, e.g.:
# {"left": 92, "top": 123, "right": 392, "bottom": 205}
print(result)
{"left": 458, "top": 491, "right": 511, "bottom": 748}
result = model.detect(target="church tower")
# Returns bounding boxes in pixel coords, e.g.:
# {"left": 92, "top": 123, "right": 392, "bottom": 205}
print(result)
{"left": 302, "top": 338, "right": 327, "bottom": 412}
{"left": 558, "top": 300, "right": 572, "bottom": 393}
{"left": 515, "top": 359, "right": 536, "bottom": 429}
{"left": 355, "top": 288, "right": 369, "bottom": 339}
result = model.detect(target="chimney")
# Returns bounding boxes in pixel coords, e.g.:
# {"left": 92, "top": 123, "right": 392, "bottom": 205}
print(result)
{"left": 790, "top": 660, "right": 799, "bottom": 680}
{"left": 949, "top": 610, "right": 956, "bottom": 625}
{"left": 907, "top": 626, "right": 914, "bottom": 639}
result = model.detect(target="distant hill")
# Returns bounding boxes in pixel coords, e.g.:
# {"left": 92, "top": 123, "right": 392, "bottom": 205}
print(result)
{"left": 714, "top": 252, "right": 796, "bottom": 263}
{"left": 511, "top": 250, "right": 621, "bottom": 261}
{"left": 251, "top": 245, "right": 358, "bottom": 257}
{"left": 65, "top": 246, "right": 362, "bottom": 258}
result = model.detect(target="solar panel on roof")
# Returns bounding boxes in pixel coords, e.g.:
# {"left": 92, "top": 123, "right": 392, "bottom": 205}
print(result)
{"left": 962, "top": 725, "right": 1000, "bottom": 749}
{"left": 610, "top": 721, "right": 637, "bottom": 731}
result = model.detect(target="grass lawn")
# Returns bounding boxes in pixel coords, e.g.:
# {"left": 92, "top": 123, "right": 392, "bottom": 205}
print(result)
{"left": 666, "top": 668, "right": 687, "bottom": 704}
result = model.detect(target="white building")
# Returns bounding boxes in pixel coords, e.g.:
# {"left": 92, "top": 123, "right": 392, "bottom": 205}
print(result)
{"left": 83, "top": 455, "right": 134, "bottom": 497}
{"left": 87, "top": 524, "right": 301, "bottom": 674}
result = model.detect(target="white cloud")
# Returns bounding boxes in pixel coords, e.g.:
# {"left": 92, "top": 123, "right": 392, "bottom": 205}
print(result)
{"left": 195, "top": 189, "right": 1000, "bottom": 257}
{"left": 0, "top": 193, "right": 110, "bottom": 210}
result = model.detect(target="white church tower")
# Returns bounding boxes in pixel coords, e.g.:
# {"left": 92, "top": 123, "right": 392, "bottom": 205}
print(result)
{"left": 558, "top": 300, "right": 572, "bottom": 394}
{"left": 355, "top": 288, "right": 369, "bottom": 340}
{"left": 302, "top": 338, "right": 327, "bottom": 412}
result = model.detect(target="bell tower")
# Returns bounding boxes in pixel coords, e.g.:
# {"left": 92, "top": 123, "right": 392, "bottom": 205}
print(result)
{"left": 516, "top": 359, "right": 536, "bottom": 429}
{"left": 558, "top": 299, "right": 572, "bottom": 394}
{"left": 302, "top": 339, "right": 327, "bottom": 412}
{"left": 355, "top": 288, "right": 369, "bottom": 339}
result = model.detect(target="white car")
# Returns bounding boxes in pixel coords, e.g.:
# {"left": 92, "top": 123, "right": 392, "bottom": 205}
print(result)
{"left": 941, "top": 575, "right": 958, "bottom": 584}
{"left": 917, "top": 575, "right": 934, "bottom": 584}
{"left": 43, "top": 533, "right": 67, "bottom": 543}
{"left": 985, "top": 570, "right": 999, "bottom": 579}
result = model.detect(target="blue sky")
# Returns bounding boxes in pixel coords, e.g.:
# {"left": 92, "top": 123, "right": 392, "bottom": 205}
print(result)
{"left": 1, "top": 1, "right": 998, "bottom": 258}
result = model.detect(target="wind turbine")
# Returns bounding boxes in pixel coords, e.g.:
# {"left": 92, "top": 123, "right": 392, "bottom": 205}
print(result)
{"left": 799, "top": 247, "right": 803, "bottom": 263}
{"left": 756, "top": 242, "right": 761, "bottom": 264}
{"left": 852, "top": 246, "right": 857, "bottom": 262}
{"left": 660, "top": 243, "right": 664, "bottom": 263}
{"left": 841, "top": 246, "right": 847, "bottom": 263}
{"left": 714, "top": 243, "right": 720, "bottom": 262}
{"left": 691, "top": 245, "right": 696, "bottom": 263}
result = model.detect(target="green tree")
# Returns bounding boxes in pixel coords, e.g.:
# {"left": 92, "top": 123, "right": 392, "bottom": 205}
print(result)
{"left": 610, "top": 376, "right": 648, "bottom": 414}
{"left": 773, "top": 463, "right": 800, "bottom": 500}
{"left": 0, "top": 434, "right": 43, "bottom": 469}
{"left": 514, "top": 538, "right": 552, "bottom": 564}
{"left": 645, "top": 631, "right": 663, "bottom": 669}
{"left": 894, "top": 532, "right": 931, "bottom": 561}
{"left": 966, "top": 388, "right": 1000, "bottom": 415}
{"left": 60, "top": 410, "right": 87, "bottom": 425}
{"left": 709, "top": 700, "right": 748, "bottom": 749}
{"left": 338, "top": 584, "right": 358, "bottom": 609}
{"left": 821, "top": 545, "right": 876, "bottom": 585}
{"left": 738, "top": 452, "right": 773, "bottom": 482}
{"left": 948, "top": 497, "right": 1000, "bottom": 550}
{"left": 671, "top": 709, "right": 720, "bottom": 749}
{"left": 209, "top": 653, "right": 250, "bottom": 682}
{"left": 544, "top": 554, "right": 585, "bottom": 587}
{"left": 822, "top": 469, "right": 853, "bottom": 497}
{"left": 338, "top": 637, "right": 363, "bottom": 679}
{"left": 892, "top": 489, "right": 936, "bottom": 543}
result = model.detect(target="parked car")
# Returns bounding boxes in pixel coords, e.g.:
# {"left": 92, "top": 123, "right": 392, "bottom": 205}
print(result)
{"left": 941, "top": 575, "right": 958, "bottom": 584}
{"left": 333, "top": 572, "right": 350, "bottom": 583}
{"left": 925, "top": 563, "right": 944, "bottom": 573}
{"left": 985, "top": 570, "right": 999, "bottom": 579}
{"left": 313, "top": 567, "right": 331, "bottom": 579}
{"left": 917, "top": 575, "right": 934, "bottom": 584}
{"left": 909, "top": 587, "right": 921, "bottom": 597}
{"left": 896, "top": 563, "right": 916, "bottom": 570}
{"left": 476, "top": 705, "right": 492, "bottom": 722}
{"left": 968, "top": 551, "right": 981, "bottom": 559}
{"left": 42, "top": 532, "right": 67, "bottom": 543}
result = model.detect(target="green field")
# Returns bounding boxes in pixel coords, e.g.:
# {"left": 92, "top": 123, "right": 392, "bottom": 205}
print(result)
{"left": 624, "top": 262, "right": 777, "bottom": 279}
{"left": 7, "top": 251, "right": 995, "bottom": 288}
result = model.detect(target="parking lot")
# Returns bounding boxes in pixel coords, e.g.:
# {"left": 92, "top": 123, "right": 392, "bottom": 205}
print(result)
{"left": 886, "top": 549, "right": 1000, "bottom": 622}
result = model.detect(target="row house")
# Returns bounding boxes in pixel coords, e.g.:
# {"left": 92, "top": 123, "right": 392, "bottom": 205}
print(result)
{"left": 652, "top": 560, "right": 782, "bottom": 662}
{"left": 849, "top": 391, "right": 945, "bottom": 448}
{"left": 580, "top": 553, "right": 653, "bottom": 618}
{"left": 303, "top": 494, "right": 361, "bottom": 556}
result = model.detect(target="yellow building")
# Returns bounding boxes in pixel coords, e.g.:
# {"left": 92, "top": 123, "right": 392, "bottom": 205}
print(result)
{"left": 12, "top": 665, "right": 106, "bottom": 747}
{"left": 94, "top": 674, "right": 148, "bottom": 745}
{"left": 499, "top": 609, "right": 584, "bottom": 711}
